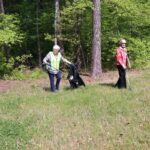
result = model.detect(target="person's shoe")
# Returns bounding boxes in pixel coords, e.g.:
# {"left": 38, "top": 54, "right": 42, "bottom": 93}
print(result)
{"left": 51, "top": 90, "right": 55, "bottom": 93}
{"left": 55, "top": 89, "right": 59, "bottom": 92}
{"left": 113, "top": 83, "right": 118, "bottom": 88}
{"left": 50, "top": 89, "right": 55, "bottom": 92}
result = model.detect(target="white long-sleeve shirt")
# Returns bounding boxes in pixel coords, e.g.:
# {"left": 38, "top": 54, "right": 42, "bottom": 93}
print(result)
{"left": 43, "top": 51, "right": 71, "bottom": 74}
{"left": 43, "top": 52, "right": 71, "bottom": 64}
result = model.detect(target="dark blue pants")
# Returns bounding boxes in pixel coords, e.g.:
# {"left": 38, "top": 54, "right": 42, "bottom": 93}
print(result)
{"left": 116, "top": 65, "right": 126, "bottom": 89}
{"left": 48, "top": 71, "right": 62, "bottom": 92}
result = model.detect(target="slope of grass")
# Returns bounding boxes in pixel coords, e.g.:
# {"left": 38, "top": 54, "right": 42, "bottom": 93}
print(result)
{"left": 0, "top": 69, "right": 150, "bottom": 150}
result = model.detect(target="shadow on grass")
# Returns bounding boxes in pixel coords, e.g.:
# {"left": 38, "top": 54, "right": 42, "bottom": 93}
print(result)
{"left": 43, "top": 87, "right": 50, "bottom": 92}
{"left": 64, "top": 86, "right": 85, "bottom": 90}
{"left": 43, "top": 86, "right": 86, "bottom": 92}
{"left": 63, "top": 86, "right": 74, "bottom": 91}
{"left": 99, "top": 83, "right": 116, "bottom": 88}
{"left": 43, "top": 86, "right": 74, "bottom": 92}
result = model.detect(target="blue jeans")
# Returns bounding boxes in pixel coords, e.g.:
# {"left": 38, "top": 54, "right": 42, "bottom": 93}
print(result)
{"left": 48, "top": 71, "right": 62, "bottom": 92}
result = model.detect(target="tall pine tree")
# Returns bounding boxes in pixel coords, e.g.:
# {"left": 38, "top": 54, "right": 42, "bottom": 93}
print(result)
{"left": 91, "top": 0, "right": 102, "bottom": 78}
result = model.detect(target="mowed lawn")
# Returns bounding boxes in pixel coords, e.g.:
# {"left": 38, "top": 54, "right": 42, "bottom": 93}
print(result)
{"left": 0, "top": 69, "right": 150, "bottom": 150}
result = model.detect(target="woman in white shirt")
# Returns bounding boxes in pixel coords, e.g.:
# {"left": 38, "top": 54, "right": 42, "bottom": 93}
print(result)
{"left": 43, "top": 45, "right": 71, "bottom": 92}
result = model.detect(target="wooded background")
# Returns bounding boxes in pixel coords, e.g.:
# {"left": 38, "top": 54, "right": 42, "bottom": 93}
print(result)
{"left": 0, "top": 0, "right": 150, "bottom": 78}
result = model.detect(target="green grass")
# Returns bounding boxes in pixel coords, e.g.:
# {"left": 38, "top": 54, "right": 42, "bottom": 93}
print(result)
{"left": 0, "top": 69, "right": 150, "bottom": 150}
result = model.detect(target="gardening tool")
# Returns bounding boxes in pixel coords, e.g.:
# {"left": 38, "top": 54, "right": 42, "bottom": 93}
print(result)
{"left": 126, "top": 56, "right": 132, "bottom": 90}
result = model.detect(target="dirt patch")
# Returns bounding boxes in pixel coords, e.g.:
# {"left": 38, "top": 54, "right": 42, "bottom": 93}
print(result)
{"left": 79, "top": 71, "right": 118, "bottom": 85}
{"left": 0, "top": 80, "right": 33, "bottom": 93}
{"left": 0, "top": 80, "right": 19, "bottom": 92}
{"left": 0, "top": 80, "right": 15, "bottom": 92}
{"left": 0, "top": 70, "right": 143, "bottom": 92}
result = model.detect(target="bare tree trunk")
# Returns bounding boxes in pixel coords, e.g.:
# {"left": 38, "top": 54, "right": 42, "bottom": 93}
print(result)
{"left": 0, "top": 0, "right": 4, "bottom": 13}
{"left": 0, "top": 0, "right": 5, "bottom": 56}
{"left": 36, "top": 0, "right": 42, "bottom": 67}
{"left": 75, "top": 16, "right": 87, "bottom": 71}
{"left": 54, "top": 0, "right": 63, "bottom": 50}
{"left": 74, "top": 16, "right": 81, "bottom": 69}
{"left": 91, "top": 0, "right": 102, "bottom": 78}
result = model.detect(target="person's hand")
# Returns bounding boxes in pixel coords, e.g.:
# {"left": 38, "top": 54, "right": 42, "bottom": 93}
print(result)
{"left": 70, "top": 63, "right": 74, "bottom": 66}
{"left": 43, "top": 62, "right": 49, "bottom": 65}
{"left": 70, "top": 63, "right": 74, "bottom": 67}
{"left": 70, "top": 64, "right": 77, "bottom": 69}
{"left": 122, "top": 64, "right": 126, "bottom": 69}
{"left": 66, "top": 60, "right": 71, "bottom": 65}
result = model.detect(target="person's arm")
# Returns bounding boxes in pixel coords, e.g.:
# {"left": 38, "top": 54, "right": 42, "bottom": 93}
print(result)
{"left": 61, "top": 55, "right": 71, "bottom": 65}
{"left": 43, "top": 52, "right": 51, "bottom": 65}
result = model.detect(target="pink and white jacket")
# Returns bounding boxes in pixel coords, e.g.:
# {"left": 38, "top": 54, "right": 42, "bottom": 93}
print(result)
{"left": 116, "top": 47, "right": 127, "bottom": 68}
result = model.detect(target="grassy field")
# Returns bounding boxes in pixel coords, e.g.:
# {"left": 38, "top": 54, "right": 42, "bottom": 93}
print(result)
{"left": 0, "top": 69, "right": 150, "bottom": 150}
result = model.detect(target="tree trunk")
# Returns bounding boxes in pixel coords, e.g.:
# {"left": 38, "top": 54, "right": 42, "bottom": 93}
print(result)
{"left": 75, "top": 16, "right": 87, "bottom": 71}
{"left": 36, "top": 0, "right": 42, "bottom": 67}
{"left": 0, "top": 0, "right": 4, "bottom": 13}
{"left": 54, "top": 0, "right": 63, "bottom": 50}
{"left": 0, "top": 0, "right": 9, "bottom": 62}
{"left": 91, "top": 0, "right": 102, "bottom": 78}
